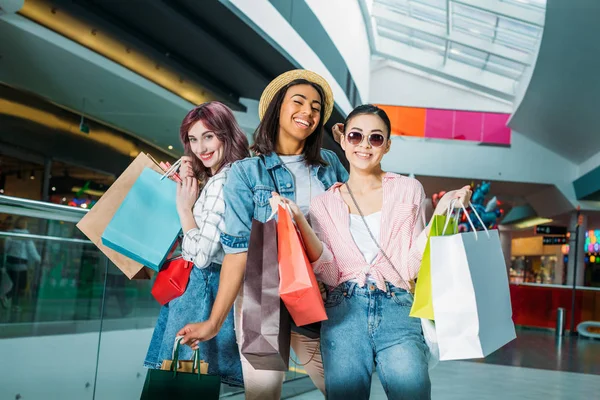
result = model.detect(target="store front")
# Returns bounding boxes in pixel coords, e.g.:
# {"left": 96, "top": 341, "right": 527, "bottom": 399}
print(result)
{"left": 508, "top": 226, "right": 600, "bottom": 331}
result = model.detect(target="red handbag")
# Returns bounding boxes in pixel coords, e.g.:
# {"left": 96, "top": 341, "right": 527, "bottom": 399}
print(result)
{"left": 151, "top": 257, "right": 193, "bottom": 305}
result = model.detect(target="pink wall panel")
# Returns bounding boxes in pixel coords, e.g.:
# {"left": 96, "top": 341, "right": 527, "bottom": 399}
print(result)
{"left": 483, "top": 113, "right": 511, "bottom": 145}
{"left": 424, "top": 109, "right": 454, "bottom": 139}
{"left": 453, "top": 111, "right": 484, "bottom": 141}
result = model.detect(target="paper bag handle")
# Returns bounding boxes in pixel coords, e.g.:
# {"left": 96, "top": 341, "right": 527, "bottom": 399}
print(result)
{"left": 172, "top": 336, "right": 202, "bottom": 379}
{"left": 443, "top": 199, "right": 490, "bottom": 240}
{"left": 161, "top": 158, "right": 183, "bottom": 181}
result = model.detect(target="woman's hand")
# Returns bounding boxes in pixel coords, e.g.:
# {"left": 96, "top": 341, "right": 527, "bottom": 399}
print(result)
{"left": 178, "top": 156, "right": 195, "bottom": 180}
{"left": 176, "top": 176, "right": 199, "bottom": 213}
{"left": 269, "top": 192, "right": 303, "bottom": 221}
{"left": 177, "top": 320, "right": 218, "bottom": 350}
{"left": 433, "top": 185, "right": 472, "bottom": 216}
{"left": 332, "top": 123, "right": 344, "bottom": 144}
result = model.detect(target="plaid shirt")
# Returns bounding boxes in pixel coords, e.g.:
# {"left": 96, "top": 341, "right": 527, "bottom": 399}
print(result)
{"left": 181, "top": 166, "right": 229, "bottom": 268}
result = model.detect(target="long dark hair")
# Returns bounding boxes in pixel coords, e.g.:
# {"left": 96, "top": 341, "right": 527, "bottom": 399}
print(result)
{"left": 179, "top": 102, "right": 250, "bottom": 184}
{"left": 344, "top": 104, "right": 392, "bottom": 138}
{"left": 251, "top": 79, "right": 327, "bottom": 166}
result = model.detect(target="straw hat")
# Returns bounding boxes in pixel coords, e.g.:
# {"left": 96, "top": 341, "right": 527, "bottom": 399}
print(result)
{"left": 258, "top": 69, "right": 334, "bottom": 123}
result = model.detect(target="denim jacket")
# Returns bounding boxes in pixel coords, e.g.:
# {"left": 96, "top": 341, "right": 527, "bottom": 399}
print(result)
{"left": 220, "top": 149, "right": 349, "bottom": 253}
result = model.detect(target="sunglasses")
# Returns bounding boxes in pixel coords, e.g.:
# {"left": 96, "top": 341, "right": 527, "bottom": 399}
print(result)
{"left": 345, "top": 131, "right": 386, "bottom": 148}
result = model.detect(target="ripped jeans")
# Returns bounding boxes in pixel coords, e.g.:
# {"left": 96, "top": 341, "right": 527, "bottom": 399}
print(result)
{"left": 321, "top": 281, "right": 430, "bottom": 400}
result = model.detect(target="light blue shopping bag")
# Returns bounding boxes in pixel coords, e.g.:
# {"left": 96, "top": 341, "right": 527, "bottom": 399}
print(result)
{"left": 102, "top": 167, "right": 181, "bottom": 271}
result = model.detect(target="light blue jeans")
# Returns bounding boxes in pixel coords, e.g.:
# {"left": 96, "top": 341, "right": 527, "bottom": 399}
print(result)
{"left": 144, "top": 263, "right": 243, "bottom": 387}
{"left": 321, "top": 281, "right": 431, "bottom": 400}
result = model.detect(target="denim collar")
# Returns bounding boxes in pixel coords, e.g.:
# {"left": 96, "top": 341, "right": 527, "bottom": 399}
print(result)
{"left": 262, "top": 152, "right": 284, "bottom": 170}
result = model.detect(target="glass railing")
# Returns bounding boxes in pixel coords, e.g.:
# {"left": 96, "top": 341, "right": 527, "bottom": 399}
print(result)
{"left": 0, "top": 195, "right": 314, "bottom": 399}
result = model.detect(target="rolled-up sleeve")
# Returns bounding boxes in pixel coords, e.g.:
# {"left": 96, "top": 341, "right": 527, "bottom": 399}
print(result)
{"left": 220, "top": 162, "right": 253, "bottom": 254}
{"left": 181, "top": 175, "right": 226, "bottom": 268}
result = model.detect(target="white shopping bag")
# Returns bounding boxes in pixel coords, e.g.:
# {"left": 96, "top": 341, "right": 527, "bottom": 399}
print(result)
{"left": 429, "top": 202, "right": 516, "bottom": 361}
{"left": 420, "top": 318, "right": 440, "bottom": 370}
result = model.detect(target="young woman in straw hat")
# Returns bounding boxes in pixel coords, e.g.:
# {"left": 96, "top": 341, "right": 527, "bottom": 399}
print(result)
{"left": 178, "top": 69, "right": 348, "bottom": 398}
{"left": 271, "top": 104, "right": 471, "bottom": 399}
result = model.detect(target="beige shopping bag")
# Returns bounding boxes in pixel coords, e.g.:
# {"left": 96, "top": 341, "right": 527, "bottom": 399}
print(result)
{"left": 77, "top": 153, "right": 165, "bottom": 279}
{"left": 161, "top": 359, "right": 209, "bottom": 375}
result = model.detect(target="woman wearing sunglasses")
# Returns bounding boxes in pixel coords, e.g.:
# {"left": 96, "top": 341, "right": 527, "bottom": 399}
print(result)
{"left": 272, "top": 104, "right": 471, "bottom": 399}
{"left": 177, "top": 69, "right": 348, "bottom": 399}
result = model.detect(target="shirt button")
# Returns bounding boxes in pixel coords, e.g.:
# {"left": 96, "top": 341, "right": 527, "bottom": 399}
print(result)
{"left": 286, "top": 183, "right": 292, "bottom": 188}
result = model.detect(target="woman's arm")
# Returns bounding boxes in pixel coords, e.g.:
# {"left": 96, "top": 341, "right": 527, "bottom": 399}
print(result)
{"left": 179, "top": 163, "right": 253, "bottom": 345}
{"left": 180, "top": 175, "right": 228, "bottom": 268}
{"left": 293, "top": 211, "right": 323, "bottom": 263}
{"left": 407, "top": 184, "right": 473, "bottom": 275}
{"left": 271, "top": 195, "right": 340, "bottom": 287}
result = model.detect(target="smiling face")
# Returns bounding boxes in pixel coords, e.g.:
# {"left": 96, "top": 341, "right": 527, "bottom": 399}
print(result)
{"left": 277, "top": 83, "right": 322, "bottom": 144}
{"left": 341, "top": 113, "right": 391, "bottom": 172}
{"left": 187, "top": 120, "right": 225, "bottom": 174}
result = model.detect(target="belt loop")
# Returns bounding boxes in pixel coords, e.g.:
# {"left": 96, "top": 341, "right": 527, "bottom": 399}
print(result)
{"left": 346, "top": 282, "right": 357, "bottom": 298}
{"left": 385, "top": 282, "right": 393, "bottom": 297}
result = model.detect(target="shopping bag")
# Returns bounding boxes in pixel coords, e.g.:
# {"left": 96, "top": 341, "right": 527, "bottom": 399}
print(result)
{"left": 429, "top": 204, "right": 516, "bottom": 361}
{"left": 0, "top": 269, "right": 13, "bottom": 297}
{"left": 410, "top": 214, "right": 457, "bottom": 320}
{"left": 277, "top": 204, "right": 327, "bottom": 327}
{"left": 140, "top": 337, "right": 219, "bottom": 399}
{"left": 151, "top": 257, "right": 193, "bottom": 305}
{"left": 101, "top": 167, "right": 181, "bottom": 271}
{"left": 77, "top": 153, "right": 164, "bottom": 279}
{"left": 420, "top": 318, "right": 440, "bottom": 371}
{"left": 240, "top": 218, "right": 291, "bottom": 371}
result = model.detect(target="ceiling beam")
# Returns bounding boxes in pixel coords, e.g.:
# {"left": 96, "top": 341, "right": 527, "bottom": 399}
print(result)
{"left": 453, "top": 0, "right": 545, "bottom": 27}
{"left": 375, "top": 36, "right": 515, "bottom": 100}
{"left": 372, "top": 2, "right": 531, "bottom": 65}
{"left": 443, "top": 0, "right": 451, "bottom": 65}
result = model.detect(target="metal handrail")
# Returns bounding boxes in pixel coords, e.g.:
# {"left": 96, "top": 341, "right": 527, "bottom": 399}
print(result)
{"left": 0, "top": 231, "right": 92, "bottom": 245}
{"left": 0, "top": 194, "right": 87, "bottom": 223}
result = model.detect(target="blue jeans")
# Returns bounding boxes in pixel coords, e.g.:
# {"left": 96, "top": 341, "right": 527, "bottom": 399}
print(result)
{"left": 144, "top": 263, "right": 243, "bottom": 387}
{"left": 321, "top": 282, "right": 430, "bottom": 400}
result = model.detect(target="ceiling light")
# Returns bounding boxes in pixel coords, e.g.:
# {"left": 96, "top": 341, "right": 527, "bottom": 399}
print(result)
{"left": 500, "top": 204, "right": 552, "bottom": 230}
{"left": 513, "top": 217, "right": 553, "bottom": 230}
{"left": 450, "top": 49, "right": 461, "bottom": 55}
{"left": 52, "top": 187, "right": 56, "bottom": 191}
{"left": 0, "top": 189, "right": 4, "bottom": 194}
{"left": 168, "top": 145, "right": 173, "bottom": 150}
{"left": 30, "top": 171, "right": 35, "bottom": 180}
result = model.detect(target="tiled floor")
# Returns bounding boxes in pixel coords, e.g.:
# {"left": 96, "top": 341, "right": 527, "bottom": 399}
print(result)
{"left": 227, "top": 328, "right": 600, "bottom": 399}
{"left": 471, "top": 328, "right": 600, "bottom": 375}
{"left": 289, "top": 361, "right": 600, "bottom": 399}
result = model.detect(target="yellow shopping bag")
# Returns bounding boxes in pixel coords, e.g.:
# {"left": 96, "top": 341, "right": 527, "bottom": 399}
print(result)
{"left": 410, "top": 215, "right": 457, "bottom": 320}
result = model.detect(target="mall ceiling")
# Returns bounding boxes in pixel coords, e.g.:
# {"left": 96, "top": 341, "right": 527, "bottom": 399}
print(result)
{"left": 0, "top": 0, "right": 346, "bottom": 162}
{"left": 509, "top": 0, "right": 600, "bottom": 164}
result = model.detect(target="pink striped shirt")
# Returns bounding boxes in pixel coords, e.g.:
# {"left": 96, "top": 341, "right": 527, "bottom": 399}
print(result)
{"left": 309, "top": 173, "right": 428, "bottom": 292}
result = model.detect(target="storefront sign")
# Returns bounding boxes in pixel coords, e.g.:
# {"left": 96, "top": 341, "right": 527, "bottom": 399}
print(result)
{"left": 543, "top": 236, "right": 567, "bottom": 245}
{"left": 536, "top": 225, "right": 567, "bottom": 235}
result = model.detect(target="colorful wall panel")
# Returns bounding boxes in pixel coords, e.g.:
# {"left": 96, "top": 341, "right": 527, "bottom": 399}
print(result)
{"left": 377, "top": 105, "right": 511, "bottom": 145}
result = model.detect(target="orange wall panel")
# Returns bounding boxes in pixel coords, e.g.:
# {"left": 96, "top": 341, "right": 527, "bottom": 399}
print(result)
{"left": 377, "top": 105, "right": 426, "bottom": 137}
